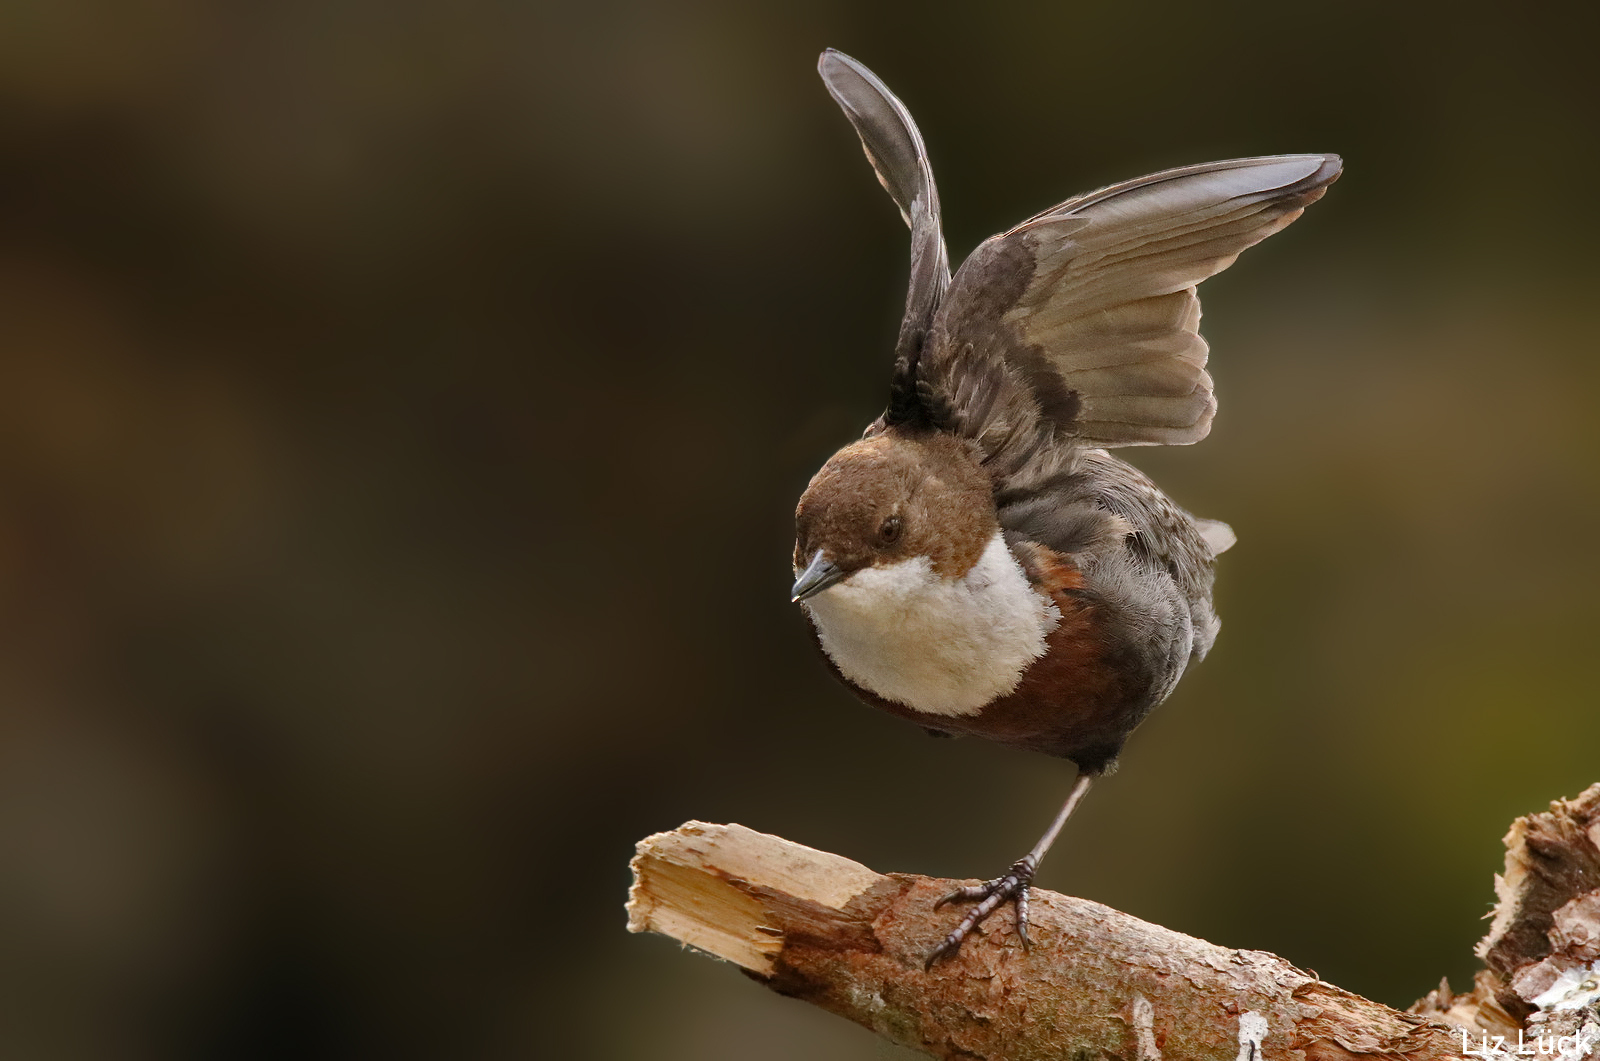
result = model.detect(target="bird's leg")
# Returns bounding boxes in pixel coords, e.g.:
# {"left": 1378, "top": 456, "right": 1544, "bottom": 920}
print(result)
{"left": 924, "top": 771, "right": 1094, "bottom": 969}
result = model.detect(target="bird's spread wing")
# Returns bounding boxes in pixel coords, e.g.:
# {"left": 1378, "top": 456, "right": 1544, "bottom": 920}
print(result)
{"left": 917, "top": 155, "right": 1341, "bottom": 477}
{"left": 818, "top": 50, "right": 950, "bottom": 379}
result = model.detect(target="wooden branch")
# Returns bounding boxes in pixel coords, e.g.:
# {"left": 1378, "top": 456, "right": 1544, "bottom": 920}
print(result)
{"left": 627, "top": 785, "right": 1600, "bottom": 1061}
{"left": 625, "top": 824, "right": 1442, "bottom": 1059}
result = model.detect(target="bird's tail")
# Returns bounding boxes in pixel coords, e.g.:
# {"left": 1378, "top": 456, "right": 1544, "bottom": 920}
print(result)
{"left": 1195, "top": 518, "right": 1236, "bottom": 556}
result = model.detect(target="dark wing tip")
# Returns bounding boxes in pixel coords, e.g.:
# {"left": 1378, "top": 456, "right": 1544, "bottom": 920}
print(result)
{"left": 1215, "top": 153, "right": 1343, "bottom": 218}
{"left": 1285, "top": 153, "right": 1343, "bottom": 205}
{"left": 817, "top": 48, "right": 872, "bottom": 94}
{"left": 1222, "top": 153, "right": 1343, "bottom": 198}
{"left": 819, "top": 48, "right": 868, "bottom": 69}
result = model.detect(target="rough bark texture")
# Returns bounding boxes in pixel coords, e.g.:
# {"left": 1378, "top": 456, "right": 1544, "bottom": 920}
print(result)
{"left": 628, "top": 785, "right": 1600, "bottom": 1060}
{"left": 1409, "top": 784, "right": 1600, "bottom": 1052}
{"left": 628, "top": 822, "right": 1460, "bottom": 1060}
{"left": 1481, "top": 788, "right": 1600, "bottom": 999}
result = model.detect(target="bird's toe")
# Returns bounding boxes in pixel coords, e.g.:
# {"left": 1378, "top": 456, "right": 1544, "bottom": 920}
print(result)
{"left": 924, "top": 856, "right": 1037, "bottom": 968}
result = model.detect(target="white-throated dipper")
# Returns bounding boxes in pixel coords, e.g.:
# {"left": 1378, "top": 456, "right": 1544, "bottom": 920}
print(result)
{"left": 792, "top": 49, "right": 1340, "bottom": 968}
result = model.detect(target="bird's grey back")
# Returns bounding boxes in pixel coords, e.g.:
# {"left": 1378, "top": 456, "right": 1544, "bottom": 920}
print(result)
{"left": 998, "top": 448, "right": 1226, "bottom": 707}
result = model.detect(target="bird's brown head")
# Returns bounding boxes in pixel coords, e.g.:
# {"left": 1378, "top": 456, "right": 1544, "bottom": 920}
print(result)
{"left": 792, "top": 431, "right": 997, "bottom": 602}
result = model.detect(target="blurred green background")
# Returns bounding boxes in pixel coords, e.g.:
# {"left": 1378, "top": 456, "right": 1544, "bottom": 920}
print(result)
{"left": 1, "top": 1, "right": 1597, "bottom": 1058}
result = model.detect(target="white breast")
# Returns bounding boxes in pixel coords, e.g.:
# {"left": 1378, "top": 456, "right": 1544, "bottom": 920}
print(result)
{"left": 801, "top": 532, "right": 1061, "bottom": 717}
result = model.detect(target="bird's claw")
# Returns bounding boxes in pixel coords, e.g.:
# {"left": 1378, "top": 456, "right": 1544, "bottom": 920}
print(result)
{"left": 932, "top": 879, "right": 1002, "bottom": 909}
{"left": 923, "top": 855, "right": 1037, "bottom": 970}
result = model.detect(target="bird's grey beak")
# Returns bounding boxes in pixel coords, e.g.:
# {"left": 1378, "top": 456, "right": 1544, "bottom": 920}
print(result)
{"left": 791, "top": 550, "right": 847, "bottom": 602}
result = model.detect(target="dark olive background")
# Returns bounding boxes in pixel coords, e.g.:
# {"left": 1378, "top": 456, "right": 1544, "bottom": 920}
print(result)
{"left": 1, "top": 2, "right": 1598, "bottom": 1058}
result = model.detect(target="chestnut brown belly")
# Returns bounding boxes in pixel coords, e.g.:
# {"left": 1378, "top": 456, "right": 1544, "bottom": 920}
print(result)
{"left": 808, "top": 572, "right": 1157, "bottom": 773}
{"left": 877, "top": 621, "right": 1146, "bottom": 771}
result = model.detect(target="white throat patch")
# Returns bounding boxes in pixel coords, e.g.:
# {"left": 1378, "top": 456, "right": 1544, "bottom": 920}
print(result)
{"left": 801, "top": 532, "right": 1060, "bottom": 717}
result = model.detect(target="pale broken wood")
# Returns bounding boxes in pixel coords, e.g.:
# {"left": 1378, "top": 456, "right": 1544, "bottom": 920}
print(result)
{"left": 627, "top": 821, "right": 1465, "bottom": 1060}
{"left": 624, "top": 820, "right": 885, "bottom": 975}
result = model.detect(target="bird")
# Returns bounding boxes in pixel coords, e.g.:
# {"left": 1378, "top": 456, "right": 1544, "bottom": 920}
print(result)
{"left": 792, "top": 49, "right": 1340, "bottom": 969}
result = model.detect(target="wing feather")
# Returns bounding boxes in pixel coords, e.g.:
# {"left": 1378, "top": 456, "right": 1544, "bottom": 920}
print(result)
{"left": 924, "top": 154, "right": 1341, "bottom": 461}
{"left": 818, "top": 50, "right": 949, "bottom": 367}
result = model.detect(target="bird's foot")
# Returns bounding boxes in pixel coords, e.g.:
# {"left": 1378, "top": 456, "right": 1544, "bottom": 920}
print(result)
{"left": 924, "top": 854, "right": 1037, "bottom": 970}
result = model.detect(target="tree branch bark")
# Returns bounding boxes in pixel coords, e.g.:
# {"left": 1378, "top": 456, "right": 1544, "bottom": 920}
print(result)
{"left": 626, "top": 783, "right": 1600, "bottom": 1060}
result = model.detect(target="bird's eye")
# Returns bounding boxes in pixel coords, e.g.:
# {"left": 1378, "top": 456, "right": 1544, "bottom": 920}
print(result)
{"left": 878, "top": 516, "right": 902, "bottom": 545}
